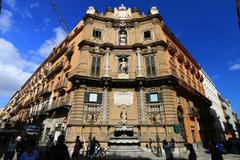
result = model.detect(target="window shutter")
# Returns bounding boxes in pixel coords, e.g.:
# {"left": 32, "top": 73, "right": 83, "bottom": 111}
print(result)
{"left": 145, "top": 56, "right": 151, "bottom": 76}
{"left": 158, "top": 92, "right": 163, "bottom": 103}
{"left": 91, "top": 56, "right": 97, "bottom": 76}
{"left": 150, "top": 55, "right": 156, "bottom": 76}
{"left": 146, "top": 93, "right": 150, "bottom": 103}
{"left": 96, "top": 56, "right": 100, "bottom": 76}
{"left": 97, "top": 93, "right": 102, "bottom": 104}
{"left": 84, "top": 92, "right": 89, "bottom": 103}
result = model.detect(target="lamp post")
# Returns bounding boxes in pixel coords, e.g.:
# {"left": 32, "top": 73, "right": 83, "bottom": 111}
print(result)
{"left": 148, "top": 108, "right": 164, "bottom": 157}
{"left": 84, "top": 104, "right": 100, "bottom": 142}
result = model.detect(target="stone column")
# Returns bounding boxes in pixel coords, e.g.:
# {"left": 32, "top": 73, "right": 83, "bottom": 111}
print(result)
{"left": 136, "top": 48, "right": 143, "bottom": 77}
{"left": 140, "top": 86, "right": 145, "bottom": 123}
{"left": 103, "top": 47, "right": 111, "bottom": 77}
{"left": 102, "top": 87, "right": 108, "bottom": 123}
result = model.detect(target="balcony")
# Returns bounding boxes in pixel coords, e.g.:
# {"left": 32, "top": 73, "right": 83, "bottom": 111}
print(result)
{"left": 46, "top": 61, "right": 64, "bottom": 79}
{"left": 40, "top": 87, "right": 52, "bottom": 97}
{"left": 50, "top": 94, "right": 71, "bottom": 113}
{"left": 188, "top": 107, "right": 200, "bottom": 118}
{"left": 225, "top": 114, "right": 230, "bottom": 120}
{"left": 54, "top": 79, "right": 68, "bottom": 92}
{"left": 69, "top": 66, "right": 102, "bottom": 79}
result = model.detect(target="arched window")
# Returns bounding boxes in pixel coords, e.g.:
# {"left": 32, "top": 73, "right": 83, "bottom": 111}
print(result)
{"left": 119, "top": 29, "right": 127, "bottom": 45}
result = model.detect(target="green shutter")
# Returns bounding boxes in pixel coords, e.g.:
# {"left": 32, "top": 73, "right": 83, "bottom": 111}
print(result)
{"left": 97, "top": 93, "right": 102, "bottom": 104}
{"left": 84, "top": 92, "right": 89, "bottom": 103}
{"left": 158, "top": 92, "right": 163, "bottom": 103}
{"left": 146, "top": 93, "right": 150, "bottom": 103}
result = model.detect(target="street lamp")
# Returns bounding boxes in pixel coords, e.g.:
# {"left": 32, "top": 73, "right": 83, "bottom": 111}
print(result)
{"left": 84, "top": 104, "right": 100, "bottom": 141}
{"left": 148, "top": 107, "right": 164, "bottom": 157}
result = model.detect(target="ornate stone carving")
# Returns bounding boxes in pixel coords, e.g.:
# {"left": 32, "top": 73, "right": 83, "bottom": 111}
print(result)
{"left": 113, "top": 4, "right": 132, "bottom": 20}
{"left": 86, "top": 6, "right": 96, "bottom": 15}
{"left": 149, "top": 6, "right": 159, "bottom": 15}
{"left": 120, "top": 105, "right": 128, "bottom": 125}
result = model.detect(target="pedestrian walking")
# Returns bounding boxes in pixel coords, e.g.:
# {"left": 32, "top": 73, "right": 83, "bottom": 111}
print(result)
{"left": 19, "top": 142, "right": 39, "bottom": 160}
{"left": 210, "top": 141, "right": 223, "bottom": 160}
{"left": 45, "top": 135, "right": 54, "bottom": 160}
{"left": 49, "top": 135, "right": 70, "bottom": 160}
{"left": 89, "top": 137, "right": 98, "bottom": 156}
{"left": 185, "top": 143, "right": 197, "bottom": 160}
{"left": 4, "top": 137, "right": 16, "bottom": 160}
{"left": 162, "top": 139, "right": 174, "bottom": 160}
{"left": 72, "top": 136, "right": 83, "bottom": 160}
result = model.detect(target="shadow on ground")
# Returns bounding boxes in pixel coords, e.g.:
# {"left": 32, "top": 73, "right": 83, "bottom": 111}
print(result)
{"left": 106, "top": 153, "right": 188, "bottom": 160}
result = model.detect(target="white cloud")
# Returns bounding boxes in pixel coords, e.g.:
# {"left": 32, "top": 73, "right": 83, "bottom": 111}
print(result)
{"left": 4, "top": 0, "right": 16, "bottom": 9}
{"left": 44, "top": 18, "right": 50, "bottom": 27}
{"left": 0, "top": 38, "right": 38, "bottom": 96}
{"left": 38, "top": 27, "right": 67, "bottom": 57}
{"left": 30, "top": 2, "right": 40, "bottom": 8}
{"left": 22, "top": 8, "right": 33, "bottom": 18}
{"left": 0, "top": 10, "right": 13, "bottom": 33}
{"left": 229, "top": 64, "right": 240, "bottom": 71}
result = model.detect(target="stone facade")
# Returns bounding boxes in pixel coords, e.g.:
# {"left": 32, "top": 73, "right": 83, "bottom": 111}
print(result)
{"left": 0, "top": 5, "right": 213, "bottom": 151}
{"left": 200, "top": 69, "right": 227, "bottom": 142}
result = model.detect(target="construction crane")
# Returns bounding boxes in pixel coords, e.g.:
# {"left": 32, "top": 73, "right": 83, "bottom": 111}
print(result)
{"left": 49, "top": 0, "right": 69, "bottom": 34}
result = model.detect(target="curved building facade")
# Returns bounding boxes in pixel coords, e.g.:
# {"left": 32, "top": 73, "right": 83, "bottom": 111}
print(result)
{"left": 0, "top": 5, "right": 213, "bottom": 151}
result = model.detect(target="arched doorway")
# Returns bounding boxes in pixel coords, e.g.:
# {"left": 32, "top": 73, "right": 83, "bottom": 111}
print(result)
{"left": 177, "top": 106, "right": 187, "bottom": 142}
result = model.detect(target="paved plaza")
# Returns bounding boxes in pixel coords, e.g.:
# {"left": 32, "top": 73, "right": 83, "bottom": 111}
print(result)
{"left": 106, "top": 149, "right": 240, "bottom": 160}
{"left": 1, "top": 148, "right": 240, "bottom": 160}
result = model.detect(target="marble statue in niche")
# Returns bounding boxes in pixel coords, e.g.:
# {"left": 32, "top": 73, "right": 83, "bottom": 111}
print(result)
{"left": 118, "top": 56, "right": 128, "bottom": 73}
{"left": 119, "top": 30, "right": 127, "bottom": 45}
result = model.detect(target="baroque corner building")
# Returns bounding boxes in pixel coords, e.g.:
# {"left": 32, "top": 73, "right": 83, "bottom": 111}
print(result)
{"left": 4, "top": 5, "right": 214, "bottom": 150}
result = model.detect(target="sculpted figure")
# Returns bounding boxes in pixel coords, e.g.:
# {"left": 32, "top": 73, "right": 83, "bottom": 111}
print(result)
{"left": 120, "top": 106, "right": 127, "bottom": 125}
{"left": 119, "top": 57, "right": 128, "bottom": 73}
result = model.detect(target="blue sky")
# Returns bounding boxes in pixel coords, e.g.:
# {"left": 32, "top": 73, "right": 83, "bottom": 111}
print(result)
{"left": 0, "top": 0, "right": 239, "bottom": 115}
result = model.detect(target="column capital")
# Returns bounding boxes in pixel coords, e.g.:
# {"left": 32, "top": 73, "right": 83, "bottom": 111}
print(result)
{"left": 135, "top": 47, "right": 142, "bottom": 54}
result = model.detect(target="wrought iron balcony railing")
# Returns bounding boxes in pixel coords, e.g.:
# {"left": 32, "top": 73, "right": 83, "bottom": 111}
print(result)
{"left": 46, "top": 61, "right": 64, "bottom": 79}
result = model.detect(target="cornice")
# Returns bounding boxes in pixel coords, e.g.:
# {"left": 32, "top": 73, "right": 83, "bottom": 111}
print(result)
{"left": 162, "top": 25, "right": 201, "bottom": 69}
{"left": 78, "top": 40, "right": 168, "bottom": 51}
{"left": 83, "top": 13, "right": 163, "bottom": 24}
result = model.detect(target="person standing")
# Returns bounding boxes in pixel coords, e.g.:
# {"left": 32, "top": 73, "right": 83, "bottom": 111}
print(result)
{"left": 49, "top": 135, "right": 70, "bottom": 160}
{"left": 162, "top": 139, "right": 174, "bottom": 160}
{"left": 72, "top": 136, "right": 83, "bottom": 160}
{"left": 185, "top": 143, "right": 197, "bottom": 160}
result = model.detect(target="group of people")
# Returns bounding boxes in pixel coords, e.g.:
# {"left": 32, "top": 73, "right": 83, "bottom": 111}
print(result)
{"left": 148, "top": 138, "right": 224, "bottom": 160}
{"left": 3, "top": 134, "right": 39, "bottom": 160}
{"left": 45, "top": 135, "right": 103, "bottom": 160}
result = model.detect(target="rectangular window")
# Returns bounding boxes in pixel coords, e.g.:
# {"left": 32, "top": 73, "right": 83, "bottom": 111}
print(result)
{"left": 146, "top": 92, "right": 163, "bottom": 104}
{"left": 91, "top": 56, "right": 101, "bottom": 77}
{"left": 145, "top": 55, "right": 156, "bottom": 77}
{"left": 92, "top": 29, "right": 102, "bottom": 38}
{"left": 144, "top": 30, "right": 151, "bottom": 40}
{"left": 84, "top": 92, "right": 102, "bottom": 104}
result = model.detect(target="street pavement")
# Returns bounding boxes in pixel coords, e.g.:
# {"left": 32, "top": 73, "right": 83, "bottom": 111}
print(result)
{"left": 106, "top": 149, "right": 240, "bottom": 160}
{"left": 1, "top": 148, "right": 240, "bottom": 160}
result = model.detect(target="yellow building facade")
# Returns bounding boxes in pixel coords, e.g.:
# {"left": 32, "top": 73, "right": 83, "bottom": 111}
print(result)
{"left": 1, "top": 5, "right": 213, "bottom": 150}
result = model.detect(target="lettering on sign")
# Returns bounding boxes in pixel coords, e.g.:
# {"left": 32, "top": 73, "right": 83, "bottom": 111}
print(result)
{"left": 114, "top": 91, "right": 133, "bottom": 106}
